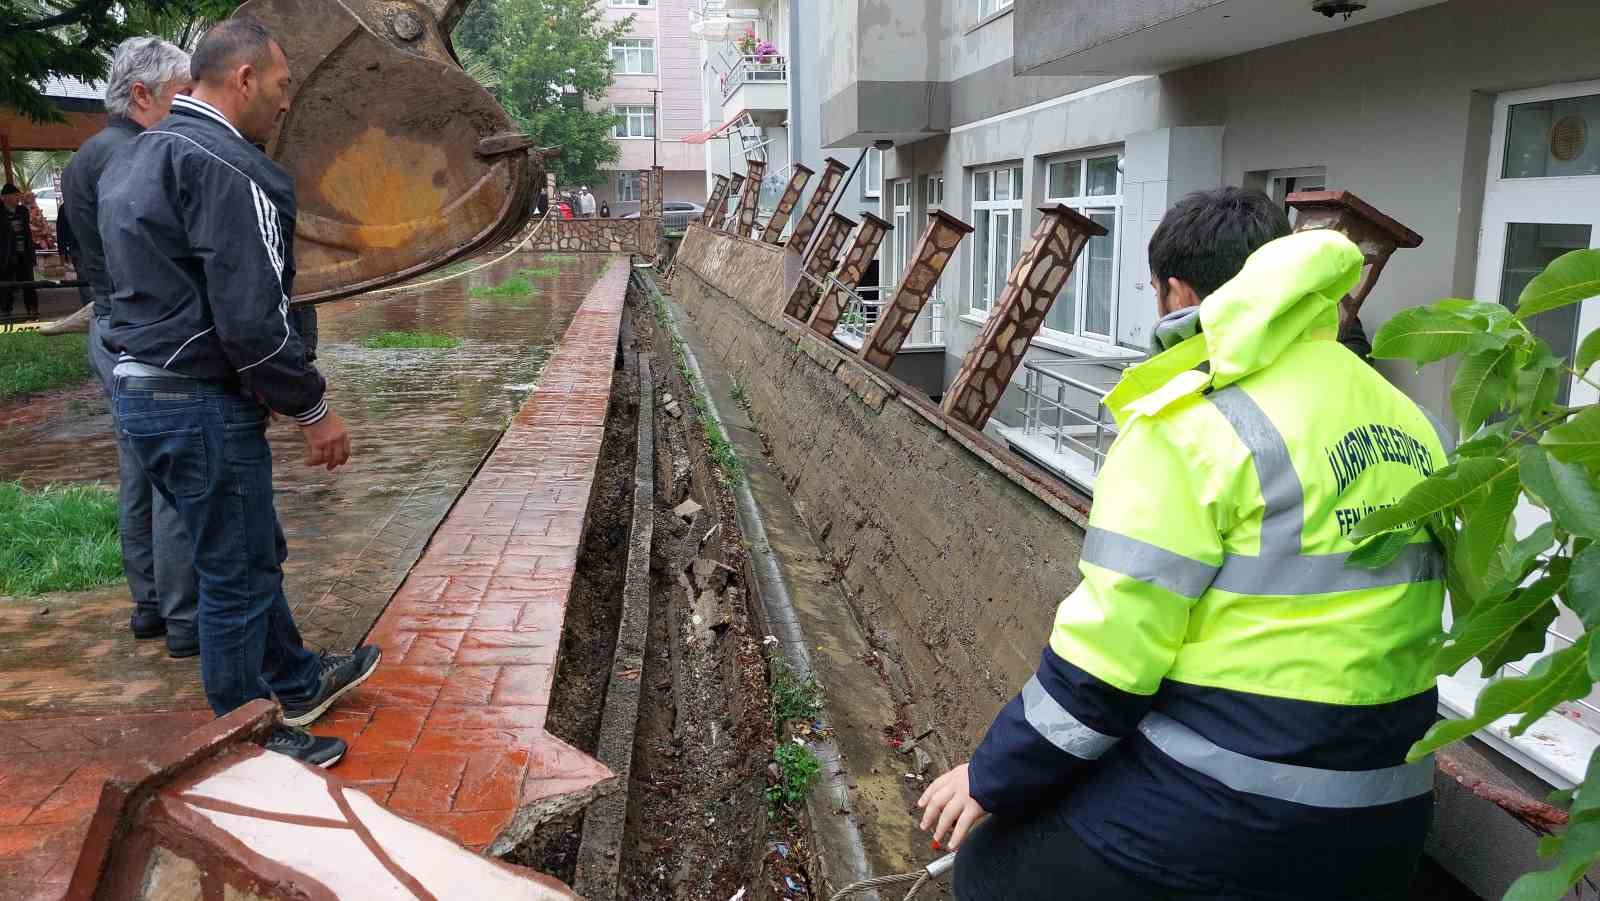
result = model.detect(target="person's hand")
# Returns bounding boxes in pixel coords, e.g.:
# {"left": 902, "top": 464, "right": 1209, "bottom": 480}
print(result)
{"left": 917, "top": 763, "right": 989, "bottom": 851}
{"left": 300, "top": 409, "right": 351, "bottom": 471}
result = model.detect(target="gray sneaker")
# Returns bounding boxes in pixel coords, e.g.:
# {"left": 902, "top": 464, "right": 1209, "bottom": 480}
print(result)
{"left": 281, "top": 645, "right": 382, "bottom": 727}
{"left": 264, "top": 725, "right": 346, "bottom": 768}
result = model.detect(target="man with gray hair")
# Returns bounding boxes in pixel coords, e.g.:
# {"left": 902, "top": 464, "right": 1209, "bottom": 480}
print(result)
{"left": 61, "top": 36, "right": 200, "bottom": 656}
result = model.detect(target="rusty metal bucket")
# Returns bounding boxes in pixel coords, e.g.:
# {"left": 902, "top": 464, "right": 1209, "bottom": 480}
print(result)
{"left": 235, "top": 0, "right": 540, "bottom": 304}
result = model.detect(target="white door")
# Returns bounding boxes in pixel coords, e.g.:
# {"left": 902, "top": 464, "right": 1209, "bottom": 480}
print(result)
{"left": 1467, "top": 79, "right": 1600, "bottom": 737}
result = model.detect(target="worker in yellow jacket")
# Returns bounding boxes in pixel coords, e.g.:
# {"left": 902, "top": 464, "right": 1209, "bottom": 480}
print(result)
{"left": 919, "top": 188, "right": 1449, "bottom": 900}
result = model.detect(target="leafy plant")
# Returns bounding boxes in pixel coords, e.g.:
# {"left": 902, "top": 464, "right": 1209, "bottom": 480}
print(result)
{"left": 766, "top": 740, "right": 822, "bottom": 813}
{"left": 771, "top": 659, "right": 823, "bottom": 729}
{"left": 0, "top": 481, "right": 121, "bottom": 596}
{"left": 1351, "top": 248, "right": 1600, "bottom": 900}
{"left": 362, "top": 331, "right": 462, "bottom": 349}
{"left": 0, "top": 331, "right": 91, "bottom": 399}
{"left": 471, "top": 275, "right": 536, "bottom": 298}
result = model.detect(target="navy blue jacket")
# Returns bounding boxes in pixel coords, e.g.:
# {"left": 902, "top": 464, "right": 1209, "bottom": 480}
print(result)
{"left": 61, "top": 115, "right": 142, "bottom": 314}
{"left": 98, "top": 95, "right": 327, "bottom": 425}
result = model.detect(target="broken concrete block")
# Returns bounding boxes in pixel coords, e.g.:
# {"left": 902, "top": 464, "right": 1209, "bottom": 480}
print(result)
{"left": 674, "top": 499, "right": 703, "bottom": 520}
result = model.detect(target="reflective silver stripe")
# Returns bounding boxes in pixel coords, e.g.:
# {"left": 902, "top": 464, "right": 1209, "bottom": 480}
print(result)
{"left": 1213, "top": 543, "right": 1442, "bottom": 596}
{"left": 1022, "top": 675, "right": 1119, "bottom": 760}
{"left": 1422, "top": 407, "right": 1456, "bottom": 456}
{"left": 1137, "top": 712, "right": 1435, "bottom": 808}
{"left": 1081, "top": 527, "right": 1219, "bottom": 600}
{"left": 1209, "top": 386, "right": 1304, "bottom": 556}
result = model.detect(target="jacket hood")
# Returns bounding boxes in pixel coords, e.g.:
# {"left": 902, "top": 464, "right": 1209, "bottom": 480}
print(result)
{"left": 1105, "top": 229, "right": 1364, "bottom": 425}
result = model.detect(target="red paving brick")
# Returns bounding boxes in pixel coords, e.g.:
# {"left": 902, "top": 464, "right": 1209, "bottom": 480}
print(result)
{"left": 0, "top": 256, "right": 627, "bottom": 894}
{"left": 311, "top": 257, "right": 628, "bottom": 850}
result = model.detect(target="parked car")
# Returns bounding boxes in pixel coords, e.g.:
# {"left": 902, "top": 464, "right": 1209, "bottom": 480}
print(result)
{"left": 625, "top": 201, "right": 705, "bottom": 230}
{"left": 33, "top": 187, "right": 61, "bottom": 223}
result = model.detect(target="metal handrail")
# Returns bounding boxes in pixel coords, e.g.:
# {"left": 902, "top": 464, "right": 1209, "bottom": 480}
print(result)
{"left": 722, "top": 55, "right": 788, "bottom": 101}
{"left": 1014, "top": 355, "right": 1143, "bottom": 478}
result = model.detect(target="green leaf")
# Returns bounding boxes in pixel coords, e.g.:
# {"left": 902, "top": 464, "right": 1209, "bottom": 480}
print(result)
{"left": 1455, "top": 419, "right": 1517, "bottom": 459}
{"left": 1451, "top": 344, "right": 1518, "bottom": 434}
{"left": 1569, "top": 544, "right": 1600, "bottom": 634}
{"left": 1505, "top": 747, "right": 1600, "bottom": 901}
{"left": 1521, "top": 446, "right": 1600, "bottom": 540}
{"left": 1460, "top": 464, "right": 1522, "bottom": 586}
{"left": 1515, "top": 343, "right": 1566, "bottom": 428}
{"left": 1542, "top": 406, "right": 1600, "bottom": 468}
{"left": 1437, "top": 298, "right": 1516, "bottom": 326}
{"left": 1350, "top": 458, "right": 1517, "bottom": 542}
{"left": 1578, "top": 327, "right": 1600, "bottom": 381}
{"left": 1409, "top": 636, "right": 1592, "bottom": 759}
{"left": 1371, "top": 307, "right": 1492, "bottom": 364}
{"left": 1347, "top": 528, "right": 1417, "bottom": 570}
{"left": 1514, "top": 249, "right": 1600, "bottom": 320}
{"left": 1436, "top": 566, "right": 1564, "bottom": 675}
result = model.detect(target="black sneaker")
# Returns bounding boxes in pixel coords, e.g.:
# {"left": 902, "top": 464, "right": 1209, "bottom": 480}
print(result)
{"left": 166, "top": 634, "right": 199, "bottom": 659}
{"left": 130, "top": 610, "right": 166, "bottom": 640}
{"left": 281, "top": 645, "right": 382, "bottom": 727}
{"left": 264, "top": 724, "right": 346, "bottom": 768}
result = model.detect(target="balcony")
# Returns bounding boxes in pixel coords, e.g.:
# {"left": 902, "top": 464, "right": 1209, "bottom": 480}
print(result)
{"left": 994, "top": 357, "right": 1142, "bottom": 494}
{"left": 721, "top": 55, "right": 788, "bottom": 126}
{"left": 1013, "top": 0, "right": 1448, "bottom": 77}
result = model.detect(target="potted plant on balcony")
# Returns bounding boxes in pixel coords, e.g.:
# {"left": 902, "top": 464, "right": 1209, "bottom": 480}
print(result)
{"left": 754, "top": 39, "right": 778, "bottom": 63}
{"left": 735, "top": 29, "right": 757, "bottom": 57}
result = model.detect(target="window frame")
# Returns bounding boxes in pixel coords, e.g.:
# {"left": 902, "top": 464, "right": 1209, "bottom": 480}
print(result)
{"left": 617, "top": 171, "right": 640, "bottom": 203}
{"left": 863, "top": 147, "right": 882, "bottom": 199}
{"left": 976, "top": 0, "right": 1013, "bottom": 20}
{"left": 968, "top": 163, "right": 1024, "bottom": 318}
{"left": 887, "top": 178, "right": 913, "bottom": 288}
{"left": 612, "top": 104, "right": 656, "bottom": 139}
{"left": 1040, "top": 150, "right": 1124, "bottom": 345}
{"left": 610, "top": 38, "right": 656, "bottom": 75}
{"left": 925, "top": 175, "right": 944, "bottom": 212}
{"left": 608, "top": 0, "right": 653, "bottom": 6}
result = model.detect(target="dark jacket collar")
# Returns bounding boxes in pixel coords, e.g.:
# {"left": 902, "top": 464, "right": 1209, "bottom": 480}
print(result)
{"left": 170, "top": 95, "right": 245, "bottom": 141}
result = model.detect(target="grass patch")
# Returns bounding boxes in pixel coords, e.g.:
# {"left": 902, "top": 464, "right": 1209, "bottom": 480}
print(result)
{"left": 766, "top": 741, "right": 823, "bottom": 813}
{"left": 771, "top": 660, "right": 823, "bottom": 729}
{"left": 362, "top": 331, "right": 462, "bottom": 349}
{"left": 471, "top": 275, "right": 536, "bottom": 298}
{"left": 730, "top": 377, "right": 748, "bottom": 406}
{"left": 517, "top": 266, "right": 559, "bottom": 279}
{"left": 0, "top": 481, "right": 122, "bottom": 596}
{"left": 651, "top": 288, "right": 744, "bottom": 484}
{"left": 0, "top": 332, "right": 92, "bottom": 400}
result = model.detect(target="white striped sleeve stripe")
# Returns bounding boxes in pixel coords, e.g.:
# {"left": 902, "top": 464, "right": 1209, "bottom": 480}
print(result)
{"left": 237, "top": 181, "right": 292, "bottom": 373}
{"left": 292, "top": 397, "right": 329, "bottom": 426}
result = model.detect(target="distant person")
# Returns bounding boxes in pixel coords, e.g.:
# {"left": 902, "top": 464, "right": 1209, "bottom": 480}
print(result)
{"left": 599, "top": 200, "right": 610, "bottom": 219}
{"left": 578, "top": 185, "right": 596, "bottom": 218}
{"left": 534, "top": 187, "right": 548, "bottom": 217}
{"left": 59, "top": 36, "right": 202, "bottom": 651}
{"left": 99, "top": 18, "right": 379, "bottom": 767}
{"left": 1, "top": 184, "right": 39, "bottom": 322}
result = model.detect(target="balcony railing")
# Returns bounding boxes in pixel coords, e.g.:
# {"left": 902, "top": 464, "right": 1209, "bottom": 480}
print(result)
{"left": 998, "top": 356, "right": 1142, "bottom": 492}
{"left": 721, "top": 55, "right": 788, "bottom": 102}
{"left": 795, "top": 273, "right": 944, "bottom": 353}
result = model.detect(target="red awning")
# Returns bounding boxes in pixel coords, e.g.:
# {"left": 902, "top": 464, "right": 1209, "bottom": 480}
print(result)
{"left": 683, "top": 112, "right": 743, "bottom": 145}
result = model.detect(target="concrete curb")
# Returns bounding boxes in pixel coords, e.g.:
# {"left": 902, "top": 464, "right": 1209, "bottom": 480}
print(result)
{"left": 573, "top": 352, "right": 657, "bottom": 899}
{"left": 641, "top": 271, "right": 880, "bottom": 900}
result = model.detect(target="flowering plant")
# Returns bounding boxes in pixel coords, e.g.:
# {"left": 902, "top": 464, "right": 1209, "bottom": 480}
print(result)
{"left": 735, "top": 29, "right": 757, "bottom": 56}
{"left": 754, "top": 39, "right": 778, "bottom": 61}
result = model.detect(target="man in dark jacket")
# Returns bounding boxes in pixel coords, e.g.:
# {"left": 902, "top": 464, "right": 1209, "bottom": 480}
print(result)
{"left": 99, "top": 18, "right": 378, "bottom": 766}
{"left": 61, "top": 36, "right": 201, "bottom": 654}
{"left": 1, "top": 184, "right": 39, "bottom": 321}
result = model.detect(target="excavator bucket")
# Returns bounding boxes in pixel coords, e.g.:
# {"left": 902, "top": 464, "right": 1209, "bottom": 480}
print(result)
{"left": 234, "top": 0, "right": 545, "bottom": 304}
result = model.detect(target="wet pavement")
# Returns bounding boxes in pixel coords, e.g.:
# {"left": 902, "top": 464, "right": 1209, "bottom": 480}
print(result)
{"left": 0, "top": 252, "right": 608, "bottom": 722}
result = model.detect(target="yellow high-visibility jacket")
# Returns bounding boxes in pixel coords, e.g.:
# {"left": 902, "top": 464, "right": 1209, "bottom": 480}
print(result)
{"left": 969, "top": 230, "right": 1449, "bottom": 899}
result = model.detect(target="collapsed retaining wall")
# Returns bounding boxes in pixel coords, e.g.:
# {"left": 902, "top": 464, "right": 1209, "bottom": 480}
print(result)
{"left": 670, "top": 224, "right": 1093, "bottom": 751}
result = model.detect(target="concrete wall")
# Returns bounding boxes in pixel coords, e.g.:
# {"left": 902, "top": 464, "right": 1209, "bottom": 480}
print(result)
{"left": 672, "top": 224, "right": 1092, "bottom": 751}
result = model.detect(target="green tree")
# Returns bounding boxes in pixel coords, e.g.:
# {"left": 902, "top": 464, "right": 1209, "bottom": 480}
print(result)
{"left": 1, "top": 1, "right": 236, "bottom": 123}
{"left": 451, "top": 0, "right": 631, "bottom": 188}
{"left": 1350, "top": 248, "right": 1600, "bottom": 900}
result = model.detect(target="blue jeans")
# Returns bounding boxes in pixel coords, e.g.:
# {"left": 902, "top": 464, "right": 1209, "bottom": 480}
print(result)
{"left": 114, "top": 377, "right": 321, "bottom": 717}
{"left": 89, "top": 314, "right": 198, "bottom": 636}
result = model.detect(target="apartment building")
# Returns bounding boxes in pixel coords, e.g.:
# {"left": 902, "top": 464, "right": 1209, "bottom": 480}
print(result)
{"left": 592, "top": 0, "right": 707, "bottom": 214}
{"left": 805, "top": 0, "right": 1600, "bottom": 894}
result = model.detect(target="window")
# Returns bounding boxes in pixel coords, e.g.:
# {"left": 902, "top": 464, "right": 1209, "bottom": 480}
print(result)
{"left": 610, "top": 0, "right": 653, "bottom": 5}
{"left": 863, "top": 147, "right": 882, "bottom": 199}
{"left": 976, "top": 0, "right": 1012, "bottom": 19}
{"left": 611, "top": 39, "right": 656, "bottom": 75}
{"left": 1504, "top": 90, "right": 1600, "bottom": 179}
{"left": 970, "top": 164, "right": 1023, "bottom": 316}
{"left": 617, "top": 171, "right": 640, "bottom": 203}
{"left": 1265, "top": 166, "right": 1327, "bottom": 221}
{"left": 887, "top": 180, "right": 912, "bottom": 287}
{"left": 613, "top": 105, "right": 655, "bottom": 139}
{"left": 926, "top": 175, "right": 944, "bottom": 212}
{"left": 1038, "top": 152, "right": 1122, "bottom": 343}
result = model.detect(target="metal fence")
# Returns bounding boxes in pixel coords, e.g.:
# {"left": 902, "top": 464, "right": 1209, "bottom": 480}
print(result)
{"left": 1014, "top": 357, "right": 1141, "bottom": 478}
{"left": 795, "top": 273, "right": 944, "bottom": 352}
{"left": 722, "top": 55, "right": 788, "bottom": 101}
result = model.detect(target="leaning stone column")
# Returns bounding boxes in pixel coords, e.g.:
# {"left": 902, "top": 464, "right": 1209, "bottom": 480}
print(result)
{"left": 731, "top": 159, "right": 767, "bottom": 238}
{"left": 942, "top": 204, "right": 1106, "bottom": 430}
{"left": 1288, "top": 189, "right": 1423, "bottom": 330}
{"left": 637, "top": 169, "right": 654, "bottom": 217}
{"left": 651, "top": 164, "right": 665, "bottom": 217}
{"left": 760, "top": 163, "right": 815, "bottom": 244}
{"left": 787, "top": 157, "right": 848, "bottom": 254}
{"left": 782, "top": 212, "right": 855, "bottom": 322}
{"left": 712, "top": 173, "right": 743, "bottom": 232}
{"left": 809, "top": 213, "right": 893, "bottom": 338}
{"left": 861, "top": 210, "right": 974, "bottom": 369}
{"left": 702, "top": 174, "right": 732, "bottom": 228}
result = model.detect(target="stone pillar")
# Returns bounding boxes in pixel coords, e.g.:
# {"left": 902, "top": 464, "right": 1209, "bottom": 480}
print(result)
{"left": 715, "top": 173, "right": 745, "bottom": 232}
{"left": 782, "top": 212, "right": 856, "bottom": 322}
{"left": 703, "top": 174, "right": 732, "bottom": 229}
{"left": 651, "top": 164, "right": 665, "bottom": 218}
{"left": 809, "top": 213, "right": 893, "bottom": 338}
{"left": 638, "top": 169, "right": 655, "bottom": 217}
{"left": 760, "top": 163, "right": 815, "bottom": 245}
{"left": 861, "top": 210, "right": 974, "bottom": 369}
{"left": 1288, "top": 189, "right": 1423, "bottom": 330}
{"left": 731, "top": 159, "right": 767, "bottom": 239}
{"left": 787, "top": 157, "right": 848, "bottom": 254}
{"left": 942, "top": 204, "right": 1107, "bottom": 430}
{"left": 545, "top": 171, "right": 557, "bottom": 217}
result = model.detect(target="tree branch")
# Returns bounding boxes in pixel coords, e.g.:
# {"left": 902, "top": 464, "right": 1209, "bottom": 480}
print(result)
{"left": 1, "top": 0, "right": 118, "bottom": 35}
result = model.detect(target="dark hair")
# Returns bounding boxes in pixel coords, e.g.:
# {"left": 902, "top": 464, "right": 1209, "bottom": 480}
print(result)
{"left": 1148, "top": 187, "right": 1291, "bottom": 299}
{"left": 0, "top": 184, "right": 18, "bottom": 196}
{"left": 191, "top": 18, "right": 279, "bottom": 84}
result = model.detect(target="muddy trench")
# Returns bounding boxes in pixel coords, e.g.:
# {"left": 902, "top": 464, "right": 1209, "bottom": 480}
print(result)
{"left": 505, "top": 270, "right": 811, "bottom": 900}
